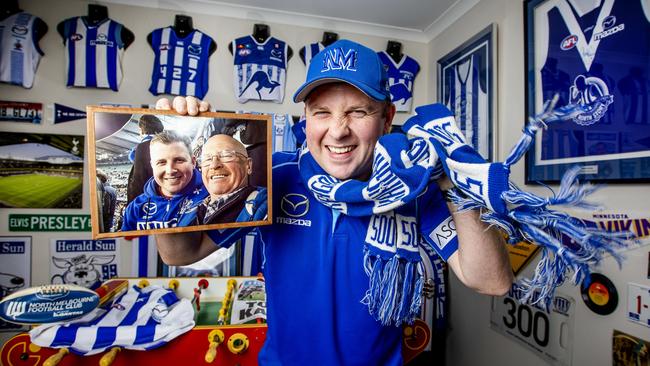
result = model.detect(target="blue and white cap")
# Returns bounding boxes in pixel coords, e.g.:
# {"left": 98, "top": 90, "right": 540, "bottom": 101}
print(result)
{"left": 293, "top": 39, "right": 390, "bottom": 103}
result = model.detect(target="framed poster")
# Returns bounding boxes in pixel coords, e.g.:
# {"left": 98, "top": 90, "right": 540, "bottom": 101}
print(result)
{"left": 0, "top": 132, "right": 83, "bottom": 208}
{"left": 525, "top": 0, "right": 650, "bottom": 183}
{"left": 87, "top": 106, "right": 272, "bottom": 239}
{"left": 437, "top": 24, "right": 496, "bottom": 161}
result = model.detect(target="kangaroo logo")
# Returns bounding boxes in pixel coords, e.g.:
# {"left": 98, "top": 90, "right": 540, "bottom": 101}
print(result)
{"left": 239, "top": 71, "right": 281, "bottom": 100}
{"left": 389, "top": 83, "right": 411, "bottom": 105}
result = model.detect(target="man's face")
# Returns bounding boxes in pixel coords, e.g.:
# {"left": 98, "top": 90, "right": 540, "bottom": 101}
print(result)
{"left": 200, "top": 135, "right": 251, "bottom": 199}
{"left": 305, "top": 83, "right": 394, "bottom": 180}
{"left": 150, "top": 141, "right": 195, "bottom": 197}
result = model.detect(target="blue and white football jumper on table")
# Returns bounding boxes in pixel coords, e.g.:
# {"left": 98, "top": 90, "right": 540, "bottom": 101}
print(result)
{"left": 0, "top": 12, "right": 43, "bottom": 88}
{"left": 148, "top": 27, "right": 214, "bottom": 99}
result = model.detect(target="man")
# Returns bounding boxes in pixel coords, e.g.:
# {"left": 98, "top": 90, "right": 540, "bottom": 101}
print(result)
{"left": 96, "top": 169, "right": 117, "bottom": 232}
{"left": 155, "top": 40, "right": 512, "bottom": 365}
{"left": 121, "top": 130, "right": 207, "bottom": 231}
{"left": 197, "top": 134, "right": 267, "bottom": 224}
{"left": 127, "top": 114, "right": 164, "bottom": 204}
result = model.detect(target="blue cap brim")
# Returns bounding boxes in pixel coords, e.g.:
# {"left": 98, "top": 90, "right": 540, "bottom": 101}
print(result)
{"left": 293, "top": 76, "right": 388, "bottom": 103}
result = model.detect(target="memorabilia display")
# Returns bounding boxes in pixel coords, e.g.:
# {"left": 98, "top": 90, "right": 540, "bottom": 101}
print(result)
{"left": 525, "top": 0, "right": 650, "bottom": 182}
{"left": 8, "top": 214, "right": 90, "bottom": 231}
{"left": 0, "top": 100, "right": 41, "bottom": 123}
{"left": 53, "top": 103, "right": 86, "bottom": 123}
{"left": 626, "top": 283, "right": 650, "bottom": 328}
{"left": 613, "top": 330, "right": 649, "bottom": 366}
{"left": 0, "top": 11, "right": 45, "bottom": 88}
{"left": 87, "top": 106, "right": 272, "bottom": 238}
{"left": 0, "top": 132, "right": 83, "bottom": 208}
{"left": 438, "top": 24, "right": 496, "bottom": 160}
{"left": 580, "top": 272, "right": 618, "bottom": 315}
{"left": 50, "top": 239, "right": 120, "bottom": 288}
{"left": 378, "top": 41, "right": 420, "bottom": 113}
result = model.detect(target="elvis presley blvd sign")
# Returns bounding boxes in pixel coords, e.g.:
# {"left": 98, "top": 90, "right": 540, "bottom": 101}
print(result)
{"left": 9, "top": 214, "right": 91, "bottom": 232}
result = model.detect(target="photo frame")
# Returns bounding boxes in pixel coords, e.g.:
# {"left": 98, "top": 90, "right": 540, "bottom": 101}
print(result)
{"left": 437, "top": 23, "right": 497, "bottom": 161}
{"left": 525, "top": 0, "right": 650, "bottom": 183}
{"left": 87, "top": 106, "right": 272, "bottom": 239}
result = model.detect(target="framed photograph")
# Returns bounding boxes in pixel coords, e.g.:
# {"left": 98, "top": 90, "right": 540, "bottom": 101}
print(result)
{"left": 87, "top": 106, "right": 272, "bottom": 239}
{"left": 437, "top": 24, "right": 497, "bottom": 161}
{"left": 525, "top": 0, "right": 650, "bottom": 183}
{"left": 0, "top": 132, "right": 83, "bottom": 208}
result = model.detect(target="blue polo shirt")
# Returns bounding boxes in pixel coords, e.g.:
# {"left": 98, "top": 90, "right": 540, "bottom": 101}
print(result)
{"left": 209, "top": 151, "right": 457, "bottom": 365}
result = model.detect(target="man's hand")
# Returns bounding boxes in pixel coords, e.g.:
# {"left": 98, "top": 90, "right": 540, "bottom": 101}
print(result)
{"left": 155, "top": 96, "right": 211, "bottom": 116}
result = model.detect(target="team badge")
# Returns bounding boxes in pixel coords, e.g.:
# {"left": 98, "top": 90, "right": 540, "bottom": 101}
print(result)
{"left": 322, "top": 47, "right": 357, "bottom": 72}
{"left": 568, "top": 75, "right": 613, "bottom": 126}
{"left": 271, "top": 49, "right": 283, "bottom": 59}
{"left": 70, "top": 33, "right": 83, "bottom": 41}
{"left": 159, "top": 43, "right": 170, "bottom": 51}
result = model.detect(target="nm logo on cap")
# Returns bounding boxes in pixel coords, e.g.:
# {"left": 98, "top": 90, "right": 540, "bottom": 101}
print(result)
{"left": 322, "top": 48, "right": 357, "bottom": 72}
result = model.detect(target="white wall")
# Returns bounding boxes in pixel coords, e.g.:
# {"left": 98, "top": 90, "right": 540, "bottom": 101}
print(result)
{"left": 0, "top": 0, "right": 431, "bottom": 345}
{"left": 428, "top": 1, "right": 650, "bottom": 365}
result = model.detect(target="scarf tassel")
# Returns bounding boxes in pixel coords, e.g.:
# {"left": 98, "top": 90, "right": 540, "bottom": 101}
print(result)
{"left": 361, "top": 251, "right": 422, "bottom": 326}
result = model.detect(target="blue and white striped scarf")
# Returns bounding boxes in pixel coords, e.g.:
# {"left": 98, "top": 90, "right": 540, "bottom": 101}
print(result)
{"left": 299, "top": 100, "right": 630, "bottom": 326}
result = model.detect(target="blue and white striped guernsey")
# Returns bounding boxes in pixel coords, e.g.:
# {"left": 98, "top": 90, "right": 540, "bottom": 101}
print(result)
{"left": 301, "top": 42, "right": 325, "bottom": 70}
{"left": 29, "top": 285, "right": 194, "bottom": 355}
{"left": 0, "top": 12, "right": 43, "bottom": 88}
{"left": 61, "top": 16, "right": 126, "bottom": 91}
{"left": 148, "top": 27, "right": 214, "bottom": 99}
{"left": 233, "top": 35, "right": 288, "bottom": 103}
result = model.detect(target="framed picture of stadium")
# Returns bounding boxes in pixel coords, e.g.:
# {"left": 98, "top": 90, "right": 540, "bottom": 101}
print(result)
{"left": 437, "top": 23, "right": 497, "bottom": 161}
{"left": 525, "top": 0, "right": 650, "bottom": 183}
{"left": 87, "top": 106, "right": 273, "bottom": 239}
{"left": 0, "top": 132, "right": 83, "bottom": 208}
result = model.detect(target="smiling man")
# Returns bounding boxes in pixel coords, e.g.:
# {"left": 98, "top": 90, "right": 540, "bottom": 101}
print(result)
{"left": 121, "top": 130, "right": 207, "bottom": 231}
{"left": 155, "top": 39, "right": 512, "bottom": 365}
{"left": 196, "top": 134, "right": 267, "bottom": 224}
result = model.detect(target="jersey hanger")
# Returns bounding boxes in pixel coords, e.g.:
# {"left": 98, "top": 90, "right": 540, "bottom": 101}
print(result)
{"left": 386, "top": 41, "right": 403, "bottom": 63}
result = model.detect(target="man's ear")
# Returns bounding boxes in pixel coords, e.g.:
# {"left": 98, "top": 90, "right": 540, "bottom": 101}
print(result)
{"left": 246, "top": 158, "right": 253, "bottom": 175}
{"left": 383, "top": 103, "right": 396, "bottom": 134}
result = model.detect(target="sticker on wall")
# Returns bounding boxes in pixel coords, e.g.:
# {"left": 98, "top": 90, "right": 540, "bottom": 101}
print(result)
{"left": 562, "top": 211, "right": 650, "bottom": 255}
{"left": 0, "top": 132, "right": 84, "bottom": 209}
{"left": 505, "top": 238, "right": 540, "bottom": 275}
{"left": 51, "top": 103, "right": 86, "bottom": 124}
{"left": 627, "top": 283, "right": 650, "bottom": 328}
{"left": 50, "top": 239, "right": 120, "bottom": 289}
{"left": 612, "top": 330, "right": 649, "bottom": 365}
{"left": 0, "top": 100, "right": 42, "bottom": 123}
{"left": 581, "top": 273, "right": 618, "bottom": 316}
{"left": 0, "top": 236, "right": 31, "bottom": 332}
{"left": 9, "top": 214, "right": 91, "bottom": 231}
{"left": 490, "top": 282, "right": 575, "bottom": 366}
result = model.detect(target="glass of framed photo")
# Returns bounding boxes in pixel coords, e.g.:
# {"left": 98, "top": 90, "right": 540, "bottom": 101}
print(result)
{"left": 87, "top": 106, "right": 272, "bottom": 239}
{"left": 525, "top": 0, "right": 650, "bottom": 183}
{"left": 437, "top": 24, "right": 497, "bottom": 161}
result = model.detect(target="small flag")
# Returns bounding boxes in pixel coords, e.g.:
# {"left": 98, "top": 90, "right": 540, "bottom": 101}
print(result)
{"left": 53, "top": 103, "right": 86, "bottom": 124}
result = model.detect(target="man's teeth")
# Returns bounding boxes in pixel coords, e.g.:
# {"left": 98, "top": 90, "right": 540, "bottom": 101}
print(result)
{"left": 328, "top": 146, "right": 353, "bottom": 153}
{"left": 210, "top": 174, "right": 226, "bottom": 179}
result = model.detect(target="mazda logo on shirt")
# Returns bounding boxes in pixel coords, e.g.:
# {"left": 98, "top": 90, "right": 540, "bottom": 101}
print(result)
{"left": 142, "top": 202, "right": 158, "bottom": 216}
{"left": 280, "top": 194, "right": 309, "bottom": 217}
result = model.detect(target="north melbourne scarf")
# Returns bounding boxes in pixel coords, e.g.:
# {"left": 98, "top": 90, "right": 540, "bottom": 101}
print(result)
{"left": 299, "top": 99, "right": 630, "bottom": 326}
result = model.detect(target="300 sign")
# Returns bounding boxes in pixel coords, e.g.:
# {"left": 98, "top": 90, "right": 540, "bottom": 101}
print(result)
{"left": 490, "top": 284, "right": 574, "bottom": 366}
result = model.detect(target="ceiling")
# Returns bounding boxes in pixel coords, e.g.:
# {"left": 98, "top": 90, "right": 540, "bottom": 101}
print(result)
{"left": 105, "top": 0, "right": 480, "bottom": 42}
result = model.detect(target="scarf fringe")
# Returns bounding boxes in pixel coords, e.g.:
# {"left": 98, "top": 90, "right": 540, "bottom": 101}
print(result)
{"left": 361, "top": 250, "right": 421, "bottom": 326}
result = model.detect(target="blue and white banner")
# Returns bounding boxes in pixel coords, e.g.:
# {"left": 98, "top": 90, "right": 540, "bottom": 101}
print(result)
{"left": 49, "top": 239, "right": 120, "bottom": 289}
{"left": 0, "top": 236, "right": 31, "bottom": 332}
{"left": 0, "top": 100, "right": 41, "bottom": 123}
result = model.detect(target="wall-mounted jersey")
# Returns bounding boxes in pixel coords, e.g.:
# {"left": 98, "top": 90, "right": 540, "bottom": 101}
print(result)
{"left": 233, "top": 36, "right": 288, "bottom": 103}
{"left": 148, "top": 27, "right": 214, "bottom": 99}
{"left": 377, "top": 51, "right": 420, "bottom": 112}
{"left": 271, "top": 113, "right": 297, "bottom": 152}
{"left": 60, "top": 17, "right": 126, "bottom": 91}
{"left": 301, "top": 42, "right": 324, "bottom": 69}
{"left": 443, "top": 54, "right": 489, "bottom": 159}
{"left": 0, "top": 12, "right": 43, "bottom": 88}
{"left": 537, "top": 0, "right": 650, "bottom": 165}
